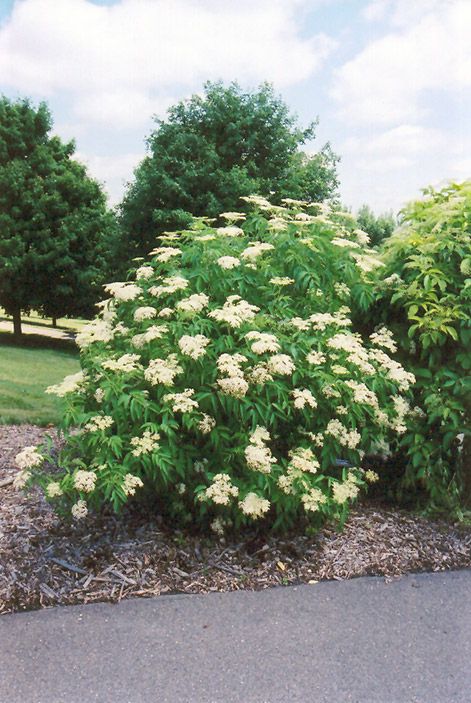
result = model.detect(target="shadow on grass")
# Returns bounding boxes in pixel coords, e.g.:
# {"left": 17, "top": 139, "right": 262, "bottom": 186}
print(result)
{"left": 0, "top": 330, "right": 78, "bottom": 354}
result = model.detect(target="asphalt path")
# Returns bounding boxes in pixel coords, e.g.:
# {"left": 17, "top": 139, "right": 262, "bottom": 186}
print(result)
{"left": 1, "top": 570, "right": 470, "bottom": 703}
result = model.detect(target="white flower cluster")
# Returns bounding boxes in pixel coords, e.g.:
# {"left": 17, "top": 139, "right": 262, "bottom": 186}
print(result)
{"left": 135, "top": 265, "right": 154, "bottom": 280}
{"left": 209, "top": 295, "right": 259, "bottom": 328}
{"left": 71, "top": 500, "right": 88, "bottom": 519}
{"left": 241, "top": 242, "right": 274, "bottom": 260}
{"left": 309, "top": 310, "right": 352, "bottom": 331}
{"left": 46, "top": 371, "right": 85, "bottom": 397}
{"left": 163, "top": 388, "right": 198, "bottom": 413}
{"left": 270, "top": 277, "right": 294, "bottom": 285}
{"left": 105, "top": 282, "right": 141, "bottom": 301}
{"left": 301, "top": 487, "right": 327, "bottom": 513}
{"left": 122, "top": 473, "right": 144, "bottom": 496}
{"left": 216, "top": 225, "right": 244, "bottom": 237}
{"left": 332, "top": 473, "right": 360, "bottom": 504}
{"left": 245, "top": 427, "right": 277, "bottom": 474}
{"left": 370, "top": 326, "right": 397, "bottom": 353}
{"left": 15, "top": 445, "right": 44, "bottom": 471}
{"left": 46, "top": 481, "right": 63, "bottom": 498}
{"left": 102, "top": 354, "right": 142, "bottom": 373}
{"left": 328, "top": 333, "right": 375, "bottom": 375}
{"left": 132, "top": 325, "right": 168, "bottom": 348}
{"left": 267, "top": 354, "right": 295, "bottom": 376}
{"left": 344, "top": 380, "right": 379, "bottom": 409}
{"left": 291, "top": 389, "right": 317, "bottom": 410}
{"left": 238, "top": 492, "right": 270, "bottom": 519}
{"left": 76, "top": 319, "right": 114, "bottom": 348}
{"left": 149, "top": 275, "right": 189, "bottom": 297}
{"left": 178, "top": 334, "right": 210, "bottom": 360}
{"left": 130, "top": 430, "right": 161, "bottom": 456}
{"left": 83, "top": 415, "right": 114, "bottom": 432}
{"left": 198, "top": 414, "right": 216, "bottom": 434}
{"left": 220, "top": 212, "right": 246, "bottom": 222}
{"left": 288, "top": 447, "right": 319, "bottom": 474}
{"left": 390, "top": 396, "right": 411, "bottom": 434}
{"left": 334, "top": 282, "right": 350, "bottom": 299}
{"left": 176, "top": 293, "right": 209, "bottom": 313}
{"left": 144, "top": 355, "right": 183, "bottom": 386}
{"left": 134, "top": 306, "right": 157, "bottom": 322}
{"left": 216, "top": 353, "right": 248, "bottom": 399}
{"left": 149, "top": 246, "right": 182, "bottom": 262}
{"left": 368, "top": 348, "right": 415, "bottom": 390}
{"left": 306, "top": 350, "right": 326, "bottom": 365}
{"left": 325, "top": 419, "right": 361, "bottom": 449}
{"left": 205, "top": 473, "right": 239, "bottom": 505}
{"left": 247, "top": 363, "right": 273, "bottom": 385}
{"left": 331, "top": 237, "right": 360, "bottom": 249}
{"left": 217, "top": 256, "right": 240, "bottom": 269}
{"left": 74, "top": 470, "right": 97, "bottom": 493}
{"left": 245, "top": 331, "right": 280, "bottom": 354}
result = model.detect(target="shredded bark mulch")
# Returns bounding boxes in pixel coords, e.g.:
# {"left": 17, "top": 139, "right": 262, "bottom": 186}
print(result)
{"left": 1, "top": 424, "right": 470, "bottom": 615}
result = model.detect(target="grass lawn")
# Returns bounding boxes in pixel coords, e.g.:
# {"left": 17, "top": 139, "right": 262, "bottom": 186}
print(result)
{"left": 0, "top": 308, "right": 87, "bottom": 332}
{"left": 0, "top": 342, "right": 80, "bottom": 425}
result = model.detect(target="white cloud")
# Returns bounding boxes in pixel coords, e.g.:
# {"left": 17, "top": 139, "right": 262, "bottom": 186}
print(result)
{"left": 332, "top": 0, "right": 471, "bottom": 124}
{"left": 75, "top": 150, "right": 144, "bottom": 204}
{"left": 0, "top": 0, "right": 335, "bottom": 128}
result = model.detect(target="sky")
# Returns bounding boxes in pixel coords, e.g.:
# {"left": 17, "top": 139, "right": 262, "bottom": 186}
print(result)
{"left": 0, "top": 0, "right": 469, "bottom": 214}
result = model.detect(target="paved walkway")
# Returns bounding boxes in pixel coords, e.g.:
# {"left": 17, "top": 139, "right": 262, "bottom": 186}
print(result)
{"left": 0, "top": 320, "right": 76, "bottom": 341}
{"left": 1, "top": 570, "right": 470, "bottom": 703}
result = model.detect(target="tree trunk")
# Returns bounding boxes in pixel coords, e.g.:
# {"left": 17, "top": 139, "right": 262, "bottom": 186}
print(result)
{"left": 12, "top": 308, "right": 22, "bottom": 341}
{"left": 461, "top": 433, "right": 471, "bottom": 507}
{"left": 52, "top": 317, "right": 57, "bottom": 328}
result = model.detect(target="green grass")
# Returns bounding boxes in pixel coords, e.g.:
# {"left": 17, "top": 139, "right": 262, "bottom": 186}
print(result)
{"left": 0, "top": 308, "right": 87, "bottom": 331}
{"left": 0, "top": 342, "right": 80, "bottom": 425}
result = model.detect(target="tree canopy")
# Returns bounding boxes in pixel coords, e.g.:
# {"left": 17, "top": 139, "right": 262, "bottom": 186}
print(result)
{"left": 0, "top": 97, "right": 117, "bottom": 337}
{"left": 356, "top": 204, "right": 396, "bottom": 247}
{"left": 119, "top": 82, "right": 339, "bottom": 260}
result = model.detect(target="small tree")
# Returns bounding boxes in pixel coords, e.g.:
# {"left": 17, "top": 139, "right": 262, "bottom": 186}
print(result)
{"left": 119, "top": 82, "right": 339, "bottom": 262}
{"left": 357, "top": 205, "right": 396, "bottom": 248}
{"left": 0, "top": 97, "right": 117, "bottom": 338}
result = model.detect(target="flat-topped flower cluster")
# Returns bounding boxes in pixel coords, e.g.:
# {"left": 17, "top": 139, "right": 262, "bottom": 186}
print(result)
{"left": 20, "top": 196, "right": 412, "bottom": 531}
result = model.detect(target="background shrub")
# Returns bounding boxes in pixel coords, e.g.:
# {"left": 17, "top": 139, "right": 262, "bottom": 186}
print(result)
{"left": 373, "top": 181, "right": 471, "bottom": 511}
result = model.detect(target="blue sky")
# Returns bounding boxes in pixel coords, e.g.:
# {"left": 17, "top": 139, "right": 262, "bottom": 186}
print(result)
{"left": 0, "top": 0, "right": 469, "bottom": 213}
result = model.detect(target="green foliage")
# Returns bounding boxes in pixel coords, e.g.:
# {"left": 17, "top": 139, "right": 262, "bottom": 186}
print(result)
{"left": 375, "top": 181, "right": 471, "bottom": 509}
{"left": 24, "top": 197, "right": 414, "bottom": 533}
{"left": 0, "top": 97, "right": 117, "bottom": 331}
{"left": 118, "top": 82, "right": 339, "bottom": 263}
{"left": 0, "top": 341, "right": 79, "bottom": 425}
{"left": 357, "top": 205, "right": 396, "bottom": 247}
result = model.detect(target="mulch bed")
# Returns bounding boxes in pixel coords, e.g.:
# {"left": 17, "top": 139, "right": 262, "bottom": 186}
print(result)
{"left": 1, "top": 424, "right": 470, "bottom": 615}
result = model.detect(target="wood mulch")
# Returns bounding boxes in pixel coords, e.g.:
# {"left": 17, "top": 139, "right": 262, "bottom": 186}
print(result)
{"left": 1, "top": 424, "right": 470, "bottom": 615}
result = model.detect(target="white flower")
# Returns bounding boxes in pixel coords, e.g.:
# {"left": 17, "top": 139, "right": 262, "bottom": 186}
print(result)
{"left": 239, "top": 492, "right": 270, "bottom": 519}
{"left": 71, "top": 500, "right": 88, "bottom": 519}
{"left": 288, "top": 447, "right": 319, "bottom": 474}
{"left": 83, "top": 415, "right": 114, "bottom": 432}
{"left": 325, "top": 419, "right": 361, "bottom": 449}
{"left": 149, "top": 276, "right": 189, "bottom": 297}
{"left": 158, "top": 307, "right": 174, "bottom": 318}
{"left": 209, "top": 296, "right": 259, "bottom": 328}
{"left": 245, "top": 331, "right": 280, "bottom": 354}
{"left": 131, "top": 325, "right": 169, "bottom": 348}
{"left": 291, "top": 389, "right": 318, "bottom": 410}
{"left": 211, "top": 517, "right": 226, "bottom": 536}
{"left": 13, "top": 470, "right": 31, "bottom": 489}
{"left": 216, "top": 225, "right": 244, "bottom": 237}
{"left": 178, "top": 334, "right": 210, "bottom": 360}
{"left": 102, "top": 354, "right": 142, "bottom": 373}
{"left": 270, "top": 277, "right": 294, "bottom": 285}
{"left": 220, "top": 212, "right": 246, "bottom": 222}
{"left": 217, "top": 353, "right": 247, "bottom": 377}
{"left": 198, "top": 414, "right": 216, "bottom": 434}
{"left": 123, "top": 473, "right": 144, "bottom": 496}
{"left": 74, "top": 470, "right": 97, "bottom": 493}
{"left": 136, "top": 265, "right": 154, "bottom": 280}
{"left": 306, "top": 350, "right": 326, "bottom": 365}
{"left": 331, "top": 237, "right": 360, "bottom": 249}
{"left": 290, "top": 317, "right": 310, "bottom": 331}
{"left": 240, "top": 242, "right": 274, "bottom": 260}
{"left": 344, "top": 380, "right": 379, "bottom": 408}
{"left": 144, "top": 355, "right": 183, "bottom": 386}
{"left": 46, "top": 371, "right": 85, "bottom": 396}
{"left": 217, "top": 376, "right": 249, "bottom": 398}
{"left": 247, "top": 363, "right": 273, "bottom": 385}
{"left": 176, "top": 293, "right": 209, "bottom": 313}
{"left": 46, "top": 481, "right": 63, "bottom": 498}
{"left": 76, "top": 319, "right": 114, "bottom": 348}
{"left": 332, "top": 478, "right": 359, "bottom": 504}
{"left": 364, "top": 470, "right": 379, "bottom": 483}
{"left": 104, "top": 282, "right": 142, "bottom": 301}
{"left": 149, "top": 246, "right": 182, "bottom": 262}
{"left": 245, "top": 427, "right": 277, "bottom": 473}
{"left": 267, "top": 354, "right": 295, "bottom": 376}
{"left": 205, "top": 473, "right": 239, "bottom": 505}
{"left": 369, "top": 326, "right": 397, "bottom": 353}
{"left": 334, "top": 282, "right": 350, "bottom": 299}
{"left": 217, "top": 256, "right": 240, "bottom": 269}
{"left": 133, "top": 306, "right": 157, "bottom": 322}
{"left": 15, "top": 446, "right": 43, "bottom": 470}
{"left": 163, "top": 388, "right": 199, "bottom": 413}
{"left": 130, "top": 430, "right": 161, "bottom": 456}
{"left": 94, "top": 388, "right": 105, "bottom": 403}
{"left": 301, "top": 488, "right": 327, "bottom": 512}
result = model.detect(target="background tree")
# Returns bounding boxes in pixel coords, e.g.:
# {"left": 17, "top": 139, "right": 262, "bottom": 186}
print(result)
{"left": 356, "top": 204, "right": 396, "bottom": 247}
{"left": 119, "top": 81, "right": 339, "bottom": 261}
{"left": 0, "top": 97, "right": 117, "bottom": 338}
